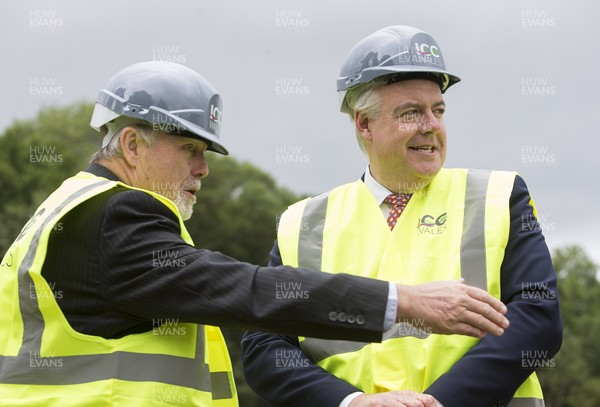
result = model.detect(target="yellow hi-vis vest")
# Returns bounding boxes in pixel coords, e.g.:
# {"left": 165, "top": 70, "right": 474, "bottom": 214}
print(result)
{"left": 0, "top": 171, "right": 237, "bottom": 406}
{"left": 277, "top": 169, "right": 544, "bottom": 407}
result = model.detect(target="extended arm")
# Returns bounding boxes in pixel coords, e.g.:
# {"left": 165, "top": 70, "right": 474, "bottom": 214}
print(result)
{"left": 99, "top": 189, "right": 390, "bottom": 341}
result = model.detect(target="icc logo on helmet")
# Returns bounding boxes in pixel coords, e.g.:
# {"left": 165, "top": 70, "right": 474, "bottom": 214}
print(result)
{"left": 414, "top": 43, "right": 440, "bottom": 58}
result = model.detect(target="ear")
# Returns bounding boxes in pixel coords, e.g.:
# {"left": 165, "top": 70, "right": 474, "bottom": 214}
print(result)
{"left": 119, "top": 127, "right": 142, "bottom": 167}
{"left": 354, "top": 110, "right": 373, "bottom": 142}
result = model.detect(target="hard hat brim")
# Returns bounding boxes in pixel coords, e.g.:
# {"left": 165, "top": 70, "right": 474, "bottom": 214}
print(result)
{"left": 337, "top": 66, "right": 461, "bottom": 92}
{"left": 91, "top": 93, "right": 229, "bottom": 155}
{"left": 338, "top": 67, "right": 461, "bottom": 114}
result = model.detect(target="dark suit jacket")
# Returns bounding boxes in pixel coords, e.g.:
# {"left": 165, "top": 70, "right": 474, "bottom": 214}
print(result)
{"left": 41, "top": 164, "right": 389, "bottom": 342}
{"left": 241, "top": 175, "right": 563, "bottom": 407}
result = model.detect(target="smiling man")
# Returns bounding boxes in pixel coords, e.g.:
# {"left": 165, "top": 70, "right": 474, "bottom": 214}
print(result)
{"left": 0, "top": 61, "right": 513, "bottom": 406}
{"left": 357, "top": 79, "right": 447, "bottom": 192}
{"left": 242, "top": 26, "right": 563, "bottom": 407}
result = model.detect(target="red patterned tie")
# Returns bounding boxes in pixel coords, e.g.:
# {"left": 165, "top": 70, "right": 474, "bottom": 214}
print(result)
{"left": 384, "top": 193, "right": 411, "bottom": 230}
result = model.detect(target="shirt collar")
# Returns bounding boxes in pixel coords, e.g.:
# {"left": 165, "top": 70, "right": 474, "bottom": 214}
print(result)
{"left": 84, "top": 163, "right": 122, "bottom": 182}
{"left": 363, "top": 165, "right": 396, "bottom": 206}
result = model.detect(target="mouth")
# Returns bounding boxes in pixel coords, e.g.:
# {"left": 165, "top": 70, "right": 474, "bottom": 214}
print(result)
{"left": 180, "top": 179, "right": 202, "bottom": 200}
{"left": 408, "top": 145, "right": 437, "bottom": 155}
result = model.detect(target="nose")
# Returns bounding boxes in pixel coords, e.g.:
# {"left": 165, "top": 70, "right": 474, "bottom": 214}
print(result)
{"left": 419, "top": 110, "right": 442, "bottom": 134}
{"left": 192, "top": 151, "right": 209, "bottom": 178}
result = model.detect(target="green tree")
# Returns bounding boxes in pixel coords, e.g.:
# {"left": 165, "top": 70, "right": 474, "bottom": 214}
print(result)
{"left": 538, "top": 246, "right": 600, "bottom": 406}
{"left": 0, "top": 103, "right": 99, "bottom": 251}
{"left": 0, "top": 103, "right": 303, "bottom": 406}
{"left": 189, "top": 154, "right": 300, "bottom": 266}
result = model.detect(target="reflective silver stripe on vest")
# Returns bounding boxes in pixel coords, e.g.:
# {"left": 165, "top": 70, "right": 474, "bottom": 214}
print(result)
{"left": 0, "top": 180, "right": 218, "bottom": 393}
{"left": 297, "top": 191, "right": 330, "bottom": 271}
{"left": 0, "top": 341, "right": 209, "bottom": 390}
{"left": 300, "top": 322, "right": 428, "bottom": 363}
{"left": 18, "top": 180, "right": 112, "bottom": 357}
{"left": 210, "top": 371, "right": 233, "bottom": 400}
{"left": 507, "top": 398, "right": 545, "bottom": 407}
{"left": 298, "top": 170, "right": 492, "bottom": 363}
{"left": 460, "top": 169, "right": 491, "bottom": 290}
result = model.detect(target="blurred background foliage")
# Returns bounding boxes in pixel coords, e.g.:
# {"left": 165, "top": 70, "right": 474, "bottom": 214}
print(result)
{"left": 0, "top": 103, "right": 597, "bottom": 406}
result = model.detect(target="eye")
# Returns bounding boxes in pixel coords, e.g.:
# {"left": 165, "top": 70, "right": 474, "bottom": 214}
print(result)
{"left": 182, "top": 144, "right": 195, "bottom": 153}
{"left": 433, "top": 107, "right": 445, "bottom": 117}
{"left": 401, "top": 110, "right": 419, "bottom": 121}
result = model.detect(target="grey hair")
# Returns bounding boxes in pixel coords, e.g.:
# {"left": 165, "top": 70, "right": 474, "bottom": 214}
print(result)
{"left": 343, "top": 80, "right": 386, "bottom": 154}
{"left": 90, "top": 123, "right": 156, "bottom": 163}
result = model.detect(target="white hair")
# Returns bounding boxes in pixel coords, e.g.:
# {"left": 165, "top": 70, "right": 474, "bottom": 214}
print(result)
{"left": 343, "top": 80, "right": 386, "bottom": 154}
{"left": 90, "top": 123, "right": 156, "bottom": 163}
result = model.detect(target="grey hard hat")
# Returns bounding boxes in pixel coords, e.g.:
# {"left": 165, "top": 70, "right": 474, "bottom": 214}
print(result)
{"left": 338, "top": 25, "right": 461, "bottom": 113}
{"left": 90, "top": 61, "right": 228, "bottom": 155}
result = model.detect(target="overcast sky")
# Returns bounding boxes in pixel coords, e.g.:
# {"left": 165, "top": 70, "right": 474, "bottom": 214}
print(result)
{"left": 1, "top": 0, "right": 598, "bottom": 264}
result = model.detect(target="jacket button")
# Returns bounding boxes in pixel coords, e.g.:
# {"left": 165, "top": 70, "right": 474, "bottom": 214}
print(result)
{"left": 328, "top": 311, "right": 338, "bottom": 322}
{"left": 337, "top": 312, "right": 347, "bottom": 322}
{"left": 356, "top": 315, "right": 365, "bottom": 325}
{"left": 347, "top": 313, "right": 356, "bottom": 324}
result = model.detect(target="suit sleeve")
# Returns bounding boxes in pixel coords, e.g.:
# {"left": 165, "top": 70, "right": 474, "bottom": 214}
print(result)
{"left": 99, "top": 190, "right": 389, "bottom": 342}
{"left": 241, "top": 242, "right": 361, "bottom": 407}
{"left": 425, "top": 175, "right": 563, "bottom": 406}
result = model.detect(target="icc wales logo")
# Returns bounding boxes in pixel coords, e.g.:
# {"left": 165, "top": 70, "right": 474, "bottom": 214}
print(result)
{"left": 417, "top": 212, "right": 447, "bottom": 235}
{"left": 207, "top": 94, "right": 222, "bottom": 136}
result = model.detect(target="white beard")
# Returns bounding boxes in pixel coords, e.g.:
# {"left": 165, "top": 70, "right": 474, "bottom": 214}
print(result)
{"left": 174, "top": 191, "right": 196, "bottom": 221}
{"left": 173, "top": 178, "right": 201, "bottom": 221}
